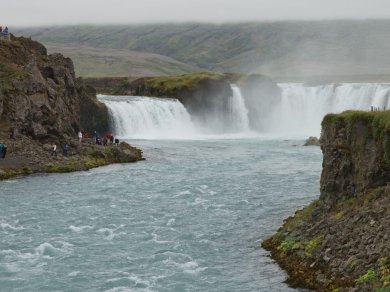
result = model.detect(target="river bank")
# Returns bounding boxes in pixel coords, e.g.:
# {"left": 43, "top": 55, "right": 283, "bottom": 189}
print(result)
{"left": 0, "top": 134, "right": 143, "bottom": 180}
{"left": 263, "top": 111, "right": 390, "bottom": 291}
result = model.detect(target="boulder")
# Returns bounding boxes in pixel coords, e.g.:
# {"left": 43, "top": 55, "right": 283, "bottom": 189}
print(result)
{"left": 304, "top": 136, "right": 320, "bottom": 146}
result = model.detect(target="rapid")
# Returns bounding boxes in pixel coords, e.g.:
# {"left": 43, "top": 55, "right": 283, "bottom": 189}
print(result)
{"left": 1, "top": 83, "right": 389, "bottom": 291}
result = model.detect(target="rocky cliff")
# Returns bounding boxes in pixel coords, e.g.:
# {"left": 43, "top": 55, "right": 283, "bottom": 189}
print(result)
{"left": 263, "top": 111, "right": 390, "bottom": 291}
{"left": 0, "top": 36, "right": 143, "bottom": 179}
{"left": 0, "top": 35, "right": 109, "bottom": 138}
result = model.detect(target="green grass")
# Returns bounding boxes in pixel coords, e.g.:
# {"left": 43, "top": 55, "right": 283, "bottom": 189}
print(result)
{"left": 0, "top": 63, "right": 29, "bottom": 93}
{"left": 142, "top": 72, "right": 227, "bottom": 95}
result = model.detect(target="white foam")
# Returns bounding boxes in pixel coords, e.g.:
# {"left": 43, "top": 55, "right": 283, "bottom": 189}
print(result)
{"left": 68, "top": 271, "right": 81, "bottom": 277}
{"left": 69, "top": 225, "right": 93, "bottom": 233}
{"left": 97, "top": 225, "right": 126, "bottom": 241}
{"left": 35, "top": 242, "right": 61, "bottom": 257}
{"left": 166, "top": 218, "right": 175, "bottom": 226}
{"left": 0, "top": 222, "right": 24, "bottom": 231}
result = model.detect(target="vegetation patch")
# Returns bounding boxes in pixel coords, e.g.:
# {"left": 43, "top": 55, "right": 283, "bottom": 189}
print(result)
{"left": 277, "top": 239, "right": 302, "bottom": 253}
{"left": 143, "top": 72, "right": 226, "bottom": 95}
{"left": 304, "top": 235, "right": 323, "bottom": 257}
{"left": 355, "top": 258, "right": 390, "bottom": 290}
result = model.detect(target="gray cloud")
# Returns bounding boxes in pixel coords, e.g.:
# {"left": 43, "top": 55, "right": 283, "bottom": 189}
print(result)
{"left": 2, "top": 0, "right": 390, "bottom": 27}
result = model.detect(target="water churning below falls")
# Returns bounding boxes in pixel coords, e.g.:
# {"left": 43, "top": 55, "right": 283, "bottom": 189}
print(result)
{"left": 2, "top": 83, "right": 388, "bottom": 291}
{"left": 0, "top": 139, "right": 321, "bottom": 291}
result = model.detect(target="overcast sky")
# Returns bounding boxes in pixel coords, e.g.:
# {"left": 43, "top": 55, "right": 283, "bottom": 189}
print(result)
{"left": 2, "top": 0, "right": 390, "bottom": 27}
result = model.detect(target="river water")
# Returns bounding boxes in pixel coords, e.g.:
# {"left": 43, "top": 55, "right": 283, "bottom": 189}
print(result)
{"left": 0, "top": 138, "right": 321, "bottom": 291}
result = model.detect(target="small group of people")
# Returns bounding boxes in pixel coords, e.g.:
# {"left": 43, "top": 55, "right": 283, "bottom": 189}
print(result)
{"left": 93, "top": 131, "right": 119, "bottom": 146}
{"left": 0, "top": 25, "right": 10, "bottom": 40}
{"left": 50, "top": 142, "right": 70, "bottom": 157}
{"left": 49, "top": 130, "right": 120, "bottom": 158}
{"left": 0, "top": 143, "right": 7, "bottom": 159}
{"left": 0, "top": 26, "right": 9, "bottom": 34}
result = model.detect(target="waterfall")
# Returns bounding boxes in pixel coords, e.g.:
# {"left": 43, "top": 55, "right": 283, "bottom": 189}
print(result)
{"left": 229, "top": 85, "right": 250, "bottom": 132}
{"left": 100, "top": 95, "right": 198, "bottom": 139}
{"left": 98, "top": 83, "right": 389, "bottom": 140}
{"left": 265, "top": 83, "right": 390, "bottom": 137}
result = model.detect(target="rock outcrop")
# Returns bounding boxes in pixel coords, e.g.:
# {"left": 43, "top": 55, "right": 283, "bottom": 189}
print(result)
{"left": 263, "top": 111, "right": 390, "bottom": 291}
{"left": 0, "top": 35, "right": 109, "bottom": 138}
{"left": 0, "top": 36, "right": 143, "bottom": 179}
{"left": 303, "top": 136, "right": 320, "bottom": 146}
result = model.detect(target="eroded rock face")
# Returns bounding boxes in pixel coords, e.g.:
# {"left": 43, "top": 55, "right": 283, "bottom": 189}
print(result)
{"left": 0, "top": 36, "right": 109, "bottom": 140}
{"left": 320, "top": 116, "right": 389, "bottom": 206}
{"left": 263, "top": 112, "right": 390, "bottom": 291}
{"left": 304, "top": 136, "right": 320, "bottom": 146}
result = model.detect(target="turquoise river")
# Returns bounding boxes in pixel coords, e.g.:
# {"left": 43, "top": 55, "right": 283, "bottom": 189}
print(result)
{"left": 0, "top": 139, "right": 321, "bottom": 291}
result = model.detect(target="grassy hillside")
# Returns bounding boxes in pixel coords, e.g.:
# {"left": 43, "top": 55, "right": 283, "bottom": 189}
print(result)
{"left": 44, "top": 43, "right": 202, "bottom": 77}
{"left": 15, "top": 21, "right": 390, "bottom": 80}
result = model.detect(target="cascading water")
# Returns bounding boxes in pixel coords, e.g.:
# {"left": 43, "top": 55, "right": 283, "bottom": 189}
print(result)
{"left": 266, "top": 83, "right": 390, "bottom": 137}
{"left": 100, "top": 95, "right": 198, "bottom": 139}
{"left": 99, "top": 83, "right": 390, "bottom": 140}
{"left": 229, "top": 85, "right": 250, "bottom": 132}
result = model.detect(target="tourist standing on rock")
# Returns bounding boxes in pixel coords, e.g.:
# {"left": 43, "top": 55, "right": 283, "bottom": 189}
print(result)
{"left": 78, "top": 131, "right": 82, "bottom": 143}
{"left": 110, "top": 135, "right": 114, "bottom": 144}
{"left": 0, "top": 143, "right": 3, "bottom": 158}
{"left": 115, "top": 138, "right": 119, "bottom": 146}
{"left": 9, "top": 127, "right": 16, "bottom": 139}
{"left": 63, "top": 143, "right": 69, "bottom": 156}
{"left": 103, "top": 137, "right": 108, "bottom": 146}
{"left": 51, "top": 143, "right": 57, "bottom": 157}
{"left": 2, "top": 144, "right": 7, "bottom": 159}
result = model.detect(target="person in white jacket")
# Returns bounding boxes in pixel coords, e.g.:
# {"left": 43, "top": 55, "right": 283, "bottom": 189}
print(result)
{"left": 78, "top": 131, "right": 82, "bottom": 143}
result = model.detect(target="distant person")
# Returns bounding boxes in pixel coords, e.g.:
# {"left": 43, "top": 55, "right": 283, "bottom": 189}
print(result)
{"left": 51, "top": 143, "right": 57, "bottom": 157}
{"left": 0, "top": 143, "right": 3, "bottom": 158}
{"left": 63, "top": 143, "right": 69, "bottom": 156}
{"left": 114, "top": 138, "right": 119, "bottom": 146}
{"left": 106, "top": 132, "right": 111, "bottom": 141}
{"left": 103, "top": 137, "right": 108, "bottom": 146}
{"left": 95, "top": 132, "right": 100, "bottom": 144}
{"left": 9, "top": 127, "right": 16, "bottom": 139}
{"left": 0, "top": 26, "right": 2, "bottom": 33}
{"left": 3, "top": 27, "right": 8, "bottom": 34}
{"left": 78, "top": 131, "right": 82, "bottom": 143}
{"left": 110, "top": 135, "right": 114, "bottom": 144}
{"left": 2, "top": 144, "right": 7, "bottom": 159}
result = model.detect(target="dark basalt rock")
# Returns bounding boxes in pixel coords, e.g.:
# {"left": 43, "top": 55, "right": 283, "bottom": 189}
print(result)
{"left": 304, "top": 136, "right": 320, "bottom": 146}
{"left": 0, "top": 35, "right": 109, "bottom": 139}
{"left": 0, "top": 36, "right": 141, "bottom": 180}
{"left": 263, "top": 111, "right": 390, "bottom": 291}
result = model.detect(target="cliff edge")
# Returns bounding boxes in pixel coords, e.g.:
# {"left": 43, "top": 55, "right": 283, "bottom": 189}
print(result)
{"left": 263, "top": 111, "right": 390, "bottom": 291}
{"left": 0, "top": 36, "right": 143, "bottom": 179}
